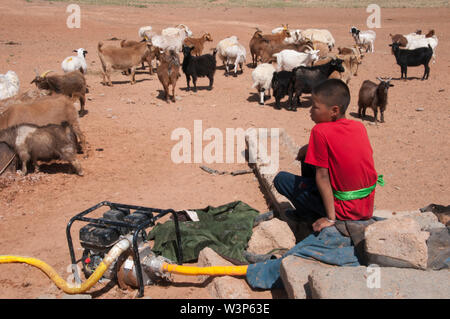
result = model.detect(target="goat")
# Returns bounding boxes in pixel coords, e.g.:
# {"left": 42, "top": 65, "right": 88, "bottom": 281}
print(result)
{"left": 97, "top": 40, "right": 152, "bottom": 86}
{"left": 183, "top": 33, "right": 213, "bottom": 56}
{"left": 357, "top": 77, "right": 394, "bottom": 124}
{"left": 152, "top": 25, "right": 192, "bottom": 53}
{"left": 389, "top": 29, "right": 435, "bottom": 48}
{"left": 0, "top": 122, "right": 83, "bottom": 176}
{"left": 182, "top": 45, "right": 217, "bottom": 92}
{"left": 350, "top": 27, "right": 376, "bottom": 53}
{"left": 252, "top": 63, "right": 276, "bottom": 105}
{"left": 300, "top": 29, "right": 335, "bottom": 50}
{"left": 338, "top": 45, "right": 364, "bottom": 64}
{"left": 0, "top": 94, "right": 86, "bottom": 154}
{"left": 249, "top": 28, "right": 291, "bottom": 67}
{"left": 156, "top": 49, "right": 181, "bottom": 103}
{"left": 272, "top": 26, "right": 302, "bottom": 44}
{"left": 271, "top": 70, "right": 293, "bottom": 110}
{"left": 162, "top": 24, "right": 193, "bottom": 38}
{"left": 259, "top": 40, "right": 314, "bottom": 64}
{"left": 61, "top": 48, "right": 88, "bottom": 74}
{"left": 288, "top": 58, "right": 345, "bottom": 111}
{"left": 139, "top": 26, "right": 153, "bottom": 40}
{"left": 31, "top": 69, "right": 88, "bottom": 116}
{"left": 222, "top": 43, "right": 247, "bottom": 77}
{"left": 273, "top": 49, "right": 320, "bottom": 72}
{"left": 0, "top": 88, "right": 50, "bottom": 109}
{"left": 389, "top": 42, "right": 433, "bottom": 80}
{"left": 120, "top": 39, "right": 158, "bottom": 74}
{"left": 0, "top": 71, "right": 20, "bottom": 101}
{"left": 316, "top": 54, "right": 361, "bottom": 84}
{"left": 390, "top": 30, "right": 438, "bottom": 63}
{"left": 216, "top": 35, "right": 240, "bottom": 68}
{"left": 249, "top": 30, "right": 268, "bottom": 67}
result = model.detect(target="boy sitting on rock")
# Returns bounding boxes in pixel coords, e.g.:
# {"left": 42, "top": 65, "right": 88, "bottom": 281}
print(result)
{"left": 274, "top": 79, "right": 383, "bottom": 232}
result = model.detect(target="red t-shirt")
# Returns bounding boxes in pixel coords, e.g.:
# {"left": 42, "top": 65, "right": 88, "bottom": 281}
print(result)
{"left": 305, "top": 118, "right": 378, "bottom": 221}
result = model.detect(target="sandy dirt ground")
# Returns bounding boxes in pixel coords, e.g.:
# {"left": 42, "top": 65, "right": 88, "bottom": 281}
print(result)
{"left": 0, "top": 0, "right": 449, "bottom": 299}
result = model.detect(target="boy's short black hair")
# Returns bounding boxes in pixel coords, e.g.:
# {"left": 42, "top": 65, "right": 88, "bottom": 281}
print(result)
{"left": 312, "top": 79, "right": 351, "bottom": 114}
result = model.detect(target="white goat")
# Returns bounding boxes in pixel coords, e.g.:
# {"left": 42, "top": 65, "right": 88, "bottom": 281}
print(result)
{"left": 350, "top": 27, "right": 376, "bottom": 53}
{"left": 61, "top": 48, "right": 88, "bottom": 74}
{"left": 252, "top": 63, "right": 276, "bottom": 105}
{"left": 300, "top": 29, "right": 335, "bottom": 50}
{"left": 273, "top": 49, "right": 320, "bottom": 72}
{"left": 406, "top": 36, "right": 438, "bottom": 63}
{"left": 216, "top": 36, "right": 240, "bottom": 67}
{"left": 0, "top": 71, "right": 20, "bottom": 101}
{"left": 162, "top": 24, "right": 193, "bottom": 38}
{"left": 223, "top": 43, "right": 247, "bottom": 76}
{"left": 139, "top": 26, "right": 153, "bottom": 40}
{"left": 151, "top": 26, "right": 191, "bottom": 52}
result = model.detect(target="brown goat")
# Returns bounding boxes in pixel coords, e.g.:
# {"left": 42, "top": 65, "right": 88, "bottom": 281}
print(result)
{"left": 156, "top": 49, "right": 181, "bottom": 103}
{"left": 98, "top": 41, "right": 152, "bottom": 86}
{"left": 0, "top": 94, "right": 86, "bottom": 154}
{"left": 0, "top": 122, "right": 83, "bottom": 176}
{"left": 31, "top": 70, "right": 88, "bottom": 116}
{"left": 358, "top": 77, "right": 394, "bottom": 124}
{"left": 120, "top": 39, "right": 158, "bottom": 74}
{"left": 249, "top": 30, "right": 269, "bottom": 67}
{"left": 0, "top": 88, "right": 50, "bottom": 109}
{"left": 183, "top": 33, "right": 213, "bottom": 56}
{"left": 249, "top": 28, "right": 291, "bottom": 67}
{"left": 389, "top": 34, "right": 408, "bottom": 47}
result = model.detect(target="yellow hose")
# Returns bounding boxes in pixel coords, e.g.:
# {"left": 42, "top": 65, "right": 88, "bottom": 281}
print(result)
{"left": 0, "top": 238, "right": 130, "bottom": 294}
{"left": 162, "top": 263, "right": 248, "bottom": 276}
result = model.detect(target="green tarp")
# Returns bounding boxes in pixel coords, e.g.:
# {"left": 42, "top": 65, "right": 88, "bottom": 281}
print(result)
{"left": 148, "top": 201, "right": 259, "bottom": 263}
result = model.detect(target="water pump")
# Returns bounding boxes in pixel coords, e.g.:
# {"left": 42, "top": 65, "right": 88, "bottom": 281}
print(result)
{"left": 66, "top": 201, "right": 183, "bottom": 297}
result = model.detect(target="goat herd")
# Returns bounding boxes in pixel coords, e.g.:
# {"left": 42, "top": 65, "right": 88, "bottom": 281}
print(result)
{"left": 0, "top": 23, "right": 439, "bottom": 177}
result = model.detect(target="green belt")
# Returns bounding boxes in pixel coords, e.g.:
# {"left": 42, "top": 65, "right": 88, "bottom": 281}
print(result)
{"left": 333, "top": 175, "right": 384, "bottom": 201}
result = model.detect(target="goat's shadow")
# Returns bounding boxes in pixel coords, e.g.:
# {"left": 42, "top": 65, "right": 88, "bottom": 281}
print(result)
{"left": 179, "top": 85, "right": 213, "bottom": 92}
{"left": 349, "top": 112, "right": 377, "bottom": 123}
{"left": 34, "top": 163, "right": 79, "bottom": 175}
{"left": 246, "top": 93, "right": 313, "bottom": 111}
{"left": 390, "top": 76, "right": 423, "bottom": 81}
{"left": 155, "top": 90, "right": 174, "bottom": 102}
{"left": 106, "top": 78, "right": 151, "bottom": 86}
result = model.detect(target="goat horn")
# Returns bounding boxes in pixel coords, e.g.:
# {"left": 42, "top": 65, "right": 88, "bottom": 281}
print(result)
{"left": 34, "top": 68, "right": 39, "bottom": 76}
{"left": 40, "top": 70, "right": 54, "bottom": 78}
{"left": 377, "top": 77, "right": 383, "bottom": 81}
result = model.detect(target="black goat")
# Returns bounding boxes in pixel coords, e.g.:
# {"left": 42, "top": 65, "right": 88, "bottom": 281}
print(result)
{"left": 271, "top": 71, "right": 293, "bottom": 110}
{"left": 182, "top": 45, "right": 217, "bottom": 92}
{"left": 288, "top": 58, "right": 345, "bottom": 111}
{"left": 389, "top": 42, "right": 433, "bottom": 80}
{"left": 358, "top": 77, "right": 394, "bottom": 124}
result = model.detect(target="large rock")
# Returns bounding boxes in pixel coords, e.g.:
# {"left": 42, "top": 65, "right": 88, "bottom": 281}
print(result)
{"left": 197, "top": 247, "right": 250, "bottom": 299}
{"left": 280, "top": 255, "right": 335, "bottom": 299}
{"left": 364, "top": 217, "right": 429, "bottom": 269}
{"left": 245, "top": 129, "right": 314, "bottom": 242}
{"left": 247, "top": 218, "right": 295, "bottom": 255}
{"left": 308, "top": 266, "right": 450, "bottom": 299}
{"left": 373, "top": 210, "right": 445, "bottom": 231}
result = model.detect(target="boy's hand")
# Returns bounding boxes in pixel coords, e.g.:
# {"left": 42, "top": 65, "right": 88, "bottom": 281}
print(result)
{"left": 312, "top": 217, "right": 335, "bottom": 232}
{"left": 296, "top": 144, "right": 309, "bottom": 161}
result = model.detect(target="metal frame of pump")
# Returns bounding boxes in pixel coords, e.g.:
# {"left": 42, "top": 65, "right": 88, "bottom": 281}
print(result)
{"left": 65, "top": 201, "right": 184, "bottom": 298}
